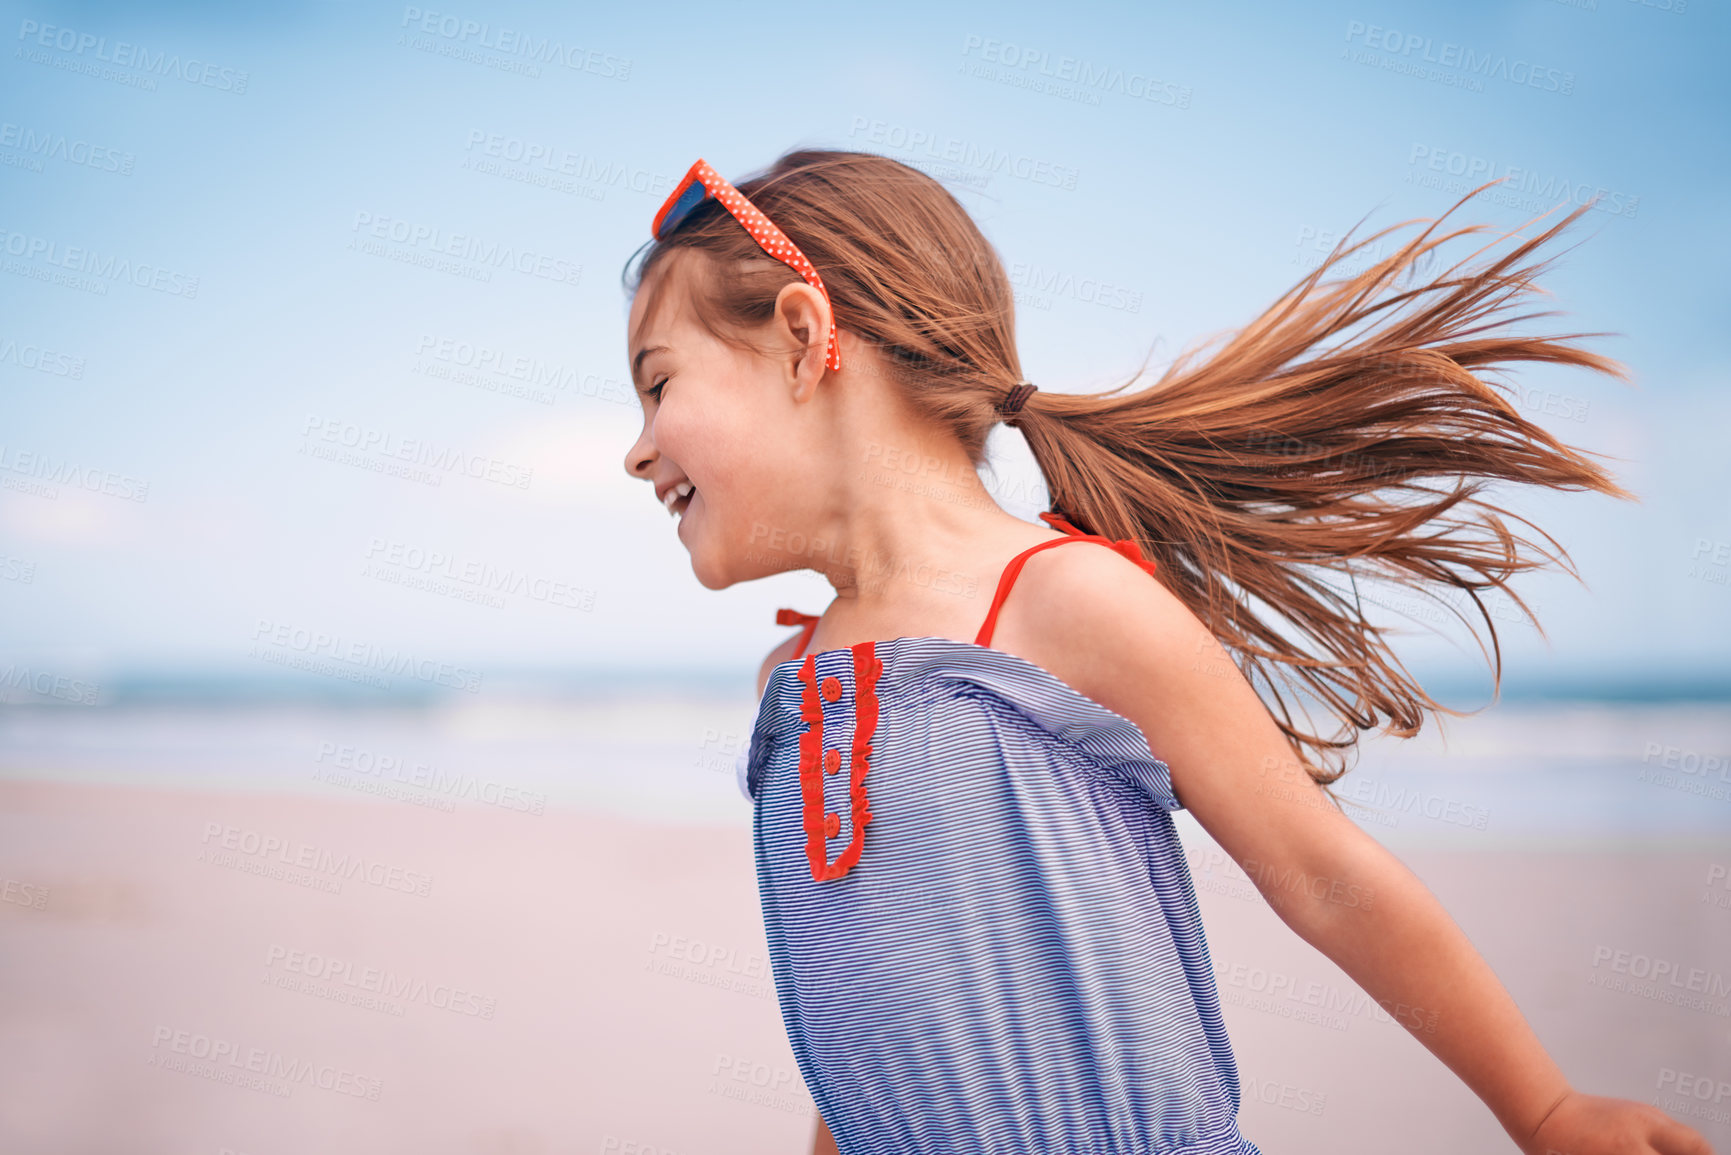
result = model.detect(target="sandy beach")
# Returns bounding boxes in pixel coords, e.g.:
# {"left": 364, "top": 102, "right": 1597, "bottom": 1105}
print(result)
{"left": 1, "top": 701, "right": 1728, "bottom": 1154}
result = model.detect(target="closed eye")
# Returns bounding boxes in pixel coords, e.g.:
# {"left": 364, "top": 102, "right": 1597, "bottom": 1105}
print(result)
{"left": 646, "top": 376, "right": 668, "bottom": 401}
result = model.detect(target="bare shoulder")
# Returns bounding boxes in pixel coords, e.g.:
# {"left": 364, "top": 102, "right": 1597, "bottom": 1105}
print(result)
{"left": 755, "top": 630, "right": 809, "bottom": 698}
{"left": 990, "top": 534, "right": 1372, "bottom": 870}
{"left": 993, "top": 538, "right": 1207, "bottom": 685}
{"left": 989, "top": 534, "right": 1306, "bottom": 820}
{"left": 987, "top": 538, "right": 1251, "bottom": 759}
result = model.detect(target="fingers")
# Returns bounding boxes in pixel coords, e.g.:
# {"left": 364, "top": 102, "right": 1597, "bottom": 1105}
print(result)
{"left": 1649, "top": 1113, "right": 1715, "bottom": 1155}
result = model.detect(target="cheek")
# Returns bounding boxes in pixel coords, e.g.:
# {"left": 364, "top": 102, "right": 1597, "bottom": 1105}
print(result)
{"left": 653, "top": 401, "right": 707, "bottom": 473}
{"left": 663, "top": 395, "right": 754, "bottom": 493}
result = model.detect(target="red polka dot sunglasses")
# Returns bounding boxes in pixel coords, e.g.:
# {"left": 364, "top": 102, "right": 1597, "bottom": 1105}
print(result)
{"left": 650, "top": 158, "right": 842, "bottom": 372}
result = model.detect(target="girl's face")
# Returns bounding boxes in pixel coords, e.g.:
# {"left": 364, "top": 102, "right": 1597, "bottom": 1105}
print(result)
{"left": 621, "top": 260, "right": 810, "bottom": 589}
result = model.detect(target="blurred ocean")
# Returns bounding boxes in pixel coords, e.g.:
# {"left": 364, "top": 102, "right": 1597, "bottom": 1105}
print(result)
{"left": 3, "top": 687, "right": 1726, "bottom": 844}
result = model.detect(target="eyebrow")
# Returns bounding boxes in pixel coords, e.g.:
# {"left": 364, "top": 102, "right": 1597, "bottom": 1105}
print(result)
{"left": 631, "top": 345, "right": 669, "bottom": 390}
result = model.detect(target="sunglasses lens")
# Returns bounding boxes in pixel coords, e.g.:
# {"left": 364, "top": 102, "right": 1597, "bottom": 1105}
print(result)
{"left": 655, "top": 179, "right": 710, "bottom": 240}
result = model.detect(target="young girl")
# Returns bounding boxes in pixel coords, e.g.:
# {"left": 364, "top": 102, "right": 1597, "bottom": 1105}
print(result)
{"left": 620, "top": 151, "right": 1713, "bottom": 1155}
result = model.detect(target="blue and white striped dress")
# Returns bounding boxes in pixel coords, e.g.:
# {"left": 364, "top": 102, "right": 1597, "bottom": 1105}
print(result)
{"left": 740, "top": 623, "right": 1262, "bottom": 1155}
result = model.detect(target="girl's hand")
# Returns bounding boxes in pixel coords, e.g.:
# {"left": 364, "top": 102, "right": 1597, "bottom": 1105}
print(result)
{"left": 1525, "top": 1092, "right": 1715, "bottom": 1155}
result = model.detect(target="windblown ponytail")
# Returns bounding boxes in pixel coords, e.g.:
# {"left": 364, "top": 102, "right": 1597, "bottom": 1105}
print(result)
{"left": 626, "top": 149, "right": 1631, "bottom": 787}
{"left": 1013, "top": 191, "right": 1632, "bottom": 784}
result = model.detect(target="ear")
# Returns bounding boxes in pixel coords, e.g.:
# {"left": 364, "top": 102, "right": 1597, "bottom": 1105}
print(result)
{"left": 771, "top": 281, "right": 833, "bottom": 402}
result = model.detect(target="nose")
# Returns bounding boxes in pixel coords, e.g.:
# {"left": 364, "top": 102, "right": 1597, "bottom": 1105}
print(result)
{"left": 623, "top": 422, "right": 656, "bottom": 482}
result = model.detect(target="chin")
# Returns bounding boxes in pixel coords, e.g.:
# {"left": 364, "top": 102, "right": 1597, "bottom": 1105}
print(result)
{"left": 683, "top": 534, "right": 732, "bottom": 590}
{"left": 690, "top": 557, "right": 735, "bottom": 591}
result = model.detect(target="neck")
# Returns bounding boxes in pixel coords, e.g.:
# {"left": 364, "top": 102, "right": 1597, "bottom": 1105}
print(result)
{"left": 799, "top": 406, "right": 1030, "bottom": 615}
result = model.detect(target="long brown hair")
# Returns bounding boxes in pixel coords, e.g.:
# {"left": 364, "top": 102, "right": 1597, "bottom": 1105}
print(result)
{"left": 625, "top": 149, "right": 1632, "bottom": 786}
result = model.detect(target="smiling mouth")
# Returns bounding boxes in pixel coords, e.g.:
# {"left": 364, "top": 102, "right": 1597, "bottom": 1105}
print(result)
{"left": 663, "top": 482, "right": 695, "bottom": 518}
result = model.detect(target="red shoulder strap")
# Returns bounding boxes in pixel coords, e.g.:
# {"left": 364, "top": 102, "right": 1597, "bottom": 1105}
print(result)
{"left": 972, "top": 511, "right": 1159, "bottom": 648}
{"left": 776, "top": 608, "right": 821, "bottom": 659}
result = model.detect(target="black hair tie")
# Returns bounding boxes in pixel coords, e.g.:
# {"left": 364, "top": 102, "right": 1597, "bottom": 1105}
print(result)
{"left": 999, "top": 381, "right": 1037, "bottom": 424}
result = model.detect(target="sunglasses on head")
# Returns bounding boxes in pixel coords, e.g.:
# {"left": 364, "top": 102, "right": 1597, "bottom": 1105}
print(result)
{"left": 651, "top": 158, "right": 842, "bottom": 371}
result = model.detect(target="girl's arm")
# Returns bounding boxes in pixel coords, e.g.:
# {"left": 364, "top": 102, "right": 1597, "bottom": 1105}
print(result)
{"left": 809, "top": 1112, "right": 840, "bottom": 1155}
{"left": 758, "top": 632, "right": 806, "bottom": 698}
{"left": 756, "top": 635, "right": 842, "bottom": 1155}
{"left": 1008, "top": 546, "right": 1714, "bottom": 1155}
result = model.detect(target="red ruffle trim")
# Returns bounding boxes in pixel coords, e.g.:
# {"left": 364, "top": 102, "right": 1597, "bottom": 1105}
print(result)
{"left": 796, "top": 640, "right": 882, "bottom": 882}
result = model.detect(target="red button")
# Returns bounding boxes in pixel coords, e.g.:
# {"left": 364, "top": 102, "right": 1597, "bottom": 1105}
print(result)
{"left": 824, "top": 812, "right": 840, "bottom": 838}
{"left": 824, "top": 749, "right": 842, "bottom": 775}
{"left": 821, "top": 676, "right": 842, "bottom": 701}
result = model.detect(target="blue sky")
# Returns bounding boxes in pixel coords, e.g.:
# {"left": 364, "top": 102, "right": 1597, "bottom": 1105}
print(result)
{"left": 1, "top": 0, "right": 1726, "bottom": 697}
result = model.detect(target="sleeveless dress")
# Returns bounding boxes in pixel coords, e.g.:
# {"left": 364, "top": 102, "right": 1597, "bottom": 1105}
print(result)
{"left": 740, "top": 512, "right": 1261, "bottom": 1155}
